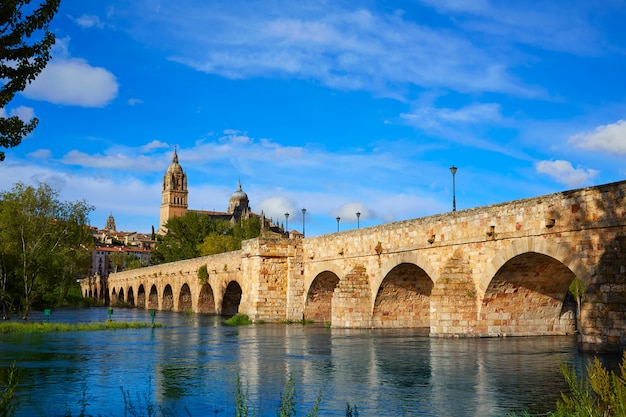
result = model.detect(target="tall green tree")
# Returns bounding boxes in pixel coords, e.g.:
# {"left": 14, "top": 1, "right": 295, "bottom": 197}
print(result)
{"left": 1, "top": 0, "right": 61, "bottom": 161}
{"left": 0, "top": 182, "right": 93, "bottom": 318}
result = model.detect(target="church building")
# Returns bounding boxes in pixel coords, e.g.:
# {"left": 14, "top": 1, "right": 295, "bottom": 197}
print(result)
{"left": 158, "top": 148, "right": 280, "bottom": 234}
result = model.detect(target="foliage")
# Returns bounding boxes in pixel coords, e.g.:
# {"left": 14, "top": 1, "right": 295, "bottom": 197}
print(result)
{"left": 197, "top": 264, "right": 208, "bottom": 284}
{"left": 569, "top": 276, "right": 585, "bottom": 330}
{"left": 223, "top": 313, "right": 253, "bottom": 326}
{"left": 125, "top": 254, "right": 144, "bottom": 270}
{"left": 277, "top": 373, "right": 296, "bottom": 417}
{"left": 0, "top": 0, "right": 61, "bottom": 161}
{"left": 235, "top": 373, "right": 254, "bottom": 417}
{"left": 552, "top": 352, "right": 626, "bottom": 417}
{"left": 0, "top": 362, "right": 18, "bottom": 417}
{"left": 152, "top": 213, "right": 261, "bottom": 264}
{"left": 345, "top": 403, "right": 359, "bottom": 417}
{"left": 0, "top": 182, "right": 93, "bottom": 318}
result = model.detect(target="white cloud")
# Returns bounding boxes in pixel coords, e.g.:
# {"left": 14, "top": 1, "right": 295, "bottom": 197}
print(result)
{"left": 535, "top": 159, "right": 599, "bottom": 188}
{"left": 401, "top": 103, "right": 503, "bottom": 130}
{"left": 73, "top": 15, "right": 104, "bottom": 29}
{"left": 128, "top": 98, "right": 143, "bottom": 106}
{"left": 0, "top": 106, "right": 35, "bottom": 122}
{"left": 27, "top": 149, "right": 52, "bottom": 159}
{"left": 61, "top": 150, "right": 162, "bottom": 171}
{"left": 332, "top": 202, "right": 374, "bottom": 223}
{"left": 256, "top": 196, "right": 296, "bottom": 223}
{"left": 23, "top": 58, "right": 118, "bottom": 107}
{"left": 124, "top": 2, "right": 533, "bottom": 97}
{"left": 568, "top": 120, "right": 626, "bottom": 155}
{"left": 141, "top": 140, "right": 169, "bottom": 153}
{"left": 418, "top": 0, "right": 602, "bottom": 55}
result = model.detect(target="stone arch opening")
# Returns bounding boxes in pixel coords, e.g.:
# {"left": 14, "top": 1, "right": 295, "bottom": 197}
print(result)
{"left": 111, "top": 288, "right": 117, "bottom": 304}
{"left": 137, "top": 285, "right": 146, "bottom": 309}
{"left": 178, "top": 283, "right": 192, "bottom": 311}
{"left": 148, "top": 284, "right": 159, "bottom": 310}
{"left": 87, "top": 289, "right": 91, "bottom": 298}
{"left": 304, "top": 271, "right": 340, "bottom": 323}
{"left": 118, "top": 287, "right": 125, "bottom": 304}
{"left": 162, "top": 285, "right": 174, "bottom": 311}
{"left": 222, "top": 281, "right": 242, "bottom": 317}
{"left": 127, "top": 287, "right": 135, "bottom": 307}
{"left": 372, "top": 263, "right": 433, "bottom": 329}
{"left": 480, "top": 252, "right": 576, "bottom": 336}
{"left": 198, "top": 283, "right": 216, "bottom": 314}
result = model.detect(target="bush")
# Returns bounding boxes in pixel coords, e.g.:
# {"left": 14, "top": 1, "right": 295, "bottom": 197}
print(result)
{"left": 552, "top": 352, "right": 626, "bottom": 417}
{"left": 223, "top": 313, "right": 253, "bottom": 326}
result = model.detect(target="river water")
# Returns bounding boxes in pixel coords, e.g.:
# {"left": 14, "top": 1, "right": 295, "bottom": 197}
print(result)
{"left": 0, "top": 308, "right": 606, "bottom": 417}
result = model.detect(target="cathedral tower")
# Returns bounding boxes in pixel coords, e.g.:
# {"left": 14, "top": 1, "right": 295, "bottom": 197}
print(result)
{"left": 159, "top": 148, "right": 188, "bottom": 233}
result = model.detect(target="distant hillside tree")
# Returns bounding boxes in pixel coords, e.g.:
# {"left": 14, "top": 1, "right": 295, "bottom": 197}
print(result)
{"left": 0, "top": 0, "right": 61, "bottom": 161}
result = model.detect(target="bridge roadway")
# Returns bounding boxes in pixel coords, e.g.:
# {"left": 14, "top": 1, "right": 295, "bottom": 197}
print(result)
{"left": 82, "top": 180, "right": 626, "bottom": 352}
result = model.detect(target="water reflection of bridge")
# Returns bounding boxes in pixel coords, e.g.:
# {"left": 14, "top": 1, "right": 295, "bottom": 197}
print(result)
{"left": 82, "top": 180, "right": 626, "bottom": 352}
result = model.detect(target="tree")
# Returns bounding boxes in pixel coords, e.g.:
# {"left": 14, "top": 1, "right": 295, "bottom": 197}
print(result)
{"left": 0, "top": 182, "right": 93, "bottom": 318}
{"left": 151, "top": 213, "right": 262, "bottom": 263}
{"left": 1, "top": 0, "right": 61, "bottom": 161}
{"left": 109, "top": 251, "right": 127, "bottom": 273}
{"left": 151, "top": 212, "right": 220, "bottom": 264}
{"left": 569, "top": 276, "right": 585, "bottom": 332}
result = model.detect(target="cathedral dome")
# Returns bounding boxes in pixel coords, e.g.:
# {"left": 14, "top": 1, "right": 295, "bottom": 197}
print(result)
{"left": 230, "top": 182, "right": 248, "bottom": 200}
{"left": 228, "top": 181, "right": 250, "bottom": 215}
{"left": 167, "top": 149, "right": 183, "bottom": 174}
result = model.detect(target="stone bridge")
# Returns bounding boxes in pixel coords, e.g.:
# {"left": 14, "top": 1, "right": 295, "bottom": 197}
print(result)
{"left": 82, "top": 181, "right": 626, "bottom": 352}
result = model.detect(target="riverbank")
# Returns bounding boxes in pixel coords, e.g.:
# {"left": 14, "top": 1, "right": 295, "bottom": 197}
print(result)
{"left": 0, "top": 320, "right": 161, "bottom": 334}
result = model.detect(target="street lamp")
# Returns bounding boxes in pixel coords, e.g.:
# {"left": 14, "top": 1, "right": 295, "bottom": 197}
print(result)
{"left": 301, "top": 208, "right": 306, "bottom": 237}
{"left": 356, "top": 211, "right": 361, "bottom": 229}
{"left": 336, "top": 216, "right": 341, "bottom": 232}
{"left": 285, "top": 212, "right": 289, "bottom": 235}
{"left": 450, "top": 165, "right": 458, "bottom": 212}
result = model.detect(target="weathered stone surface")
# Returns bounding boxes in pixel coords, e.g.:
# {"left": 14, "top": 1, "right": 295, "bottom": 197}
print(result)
{"left": 84, "top": 181, "right": 626, "bottom": 352}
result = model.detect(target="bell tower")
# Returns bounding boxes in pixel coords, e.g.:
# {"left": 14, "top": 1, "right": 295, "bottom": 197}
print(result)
{"left": 159, "top": 147, "right": 188, "bottom": 233}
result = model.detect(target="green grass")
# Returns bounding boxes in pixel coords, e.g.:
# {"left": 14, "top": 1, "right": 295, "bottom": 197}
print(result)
{"left": 0, "top": 320, "right": 162, "bottom": 334}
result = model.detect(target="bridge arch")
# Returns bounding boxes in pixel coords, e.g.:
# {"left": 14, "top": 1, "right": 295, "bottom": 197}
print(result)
{"left": 178, "top": 283, "right": 192, "bottom": 311}
{"left": 222, "top": 281, "right": 242, "bottom": 316}
{"left": 304, "top": 270, "right": 340, "bottom": 323}
{"left": 372, "top": 262, "right": 434, "bottom": 329}
{"left": 111, "top": 288, "right": 117, "bottom": 304}
{"left": 147, "top": 284, "right": 158, "bottom": 310}
{"left": 479, "top": 239, "right": 586, "bottom": 336}
{"left": 137, "top": 284, "right": 146, "bottom": 309}
{"left": 371, "top": 252, "right": 437, "bottom": 313}
{"left": 480, "top": 238, "right": 590, "bottom": 294}
{"left": 198, "top": 283, "right": 216, "bottom": 314}
{"left": 118, "top": 287, "right": 125, "bottom": 304}
{"left": 162, "top": 284, "right": 174, "bottom": 311}
{"left": 127, "top": 287, "right": 135, "bottom": 307}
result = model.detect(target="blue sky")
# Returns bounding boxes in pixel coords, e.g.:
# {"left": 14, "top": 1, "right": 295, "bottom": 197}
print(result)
{"left": 1, "top": 0, "right": 625, "bottom": 237}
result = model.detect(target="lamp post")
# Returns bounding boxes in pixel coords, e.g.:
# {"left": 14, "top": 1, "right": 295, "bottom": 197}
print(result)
{"left": 285, "top": 212, "right": 289, "bottom": 235}
{"left": 356, "top": 211, "right": 361, "bottom": 229}
{"left": 450, "top": 165, "right": 458, "bottom": 212}
{"left": 336, "top": 216, "right": 341, "bottom": 232}
{"left": 301, "top": 208, "right": 306, "bottom": 237}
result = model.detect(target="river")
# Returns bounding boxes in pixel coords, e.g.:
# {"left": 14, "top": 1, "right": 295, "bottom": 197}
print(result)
{"left": 0, "top": 308, "right": 606, "bottom": 416}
